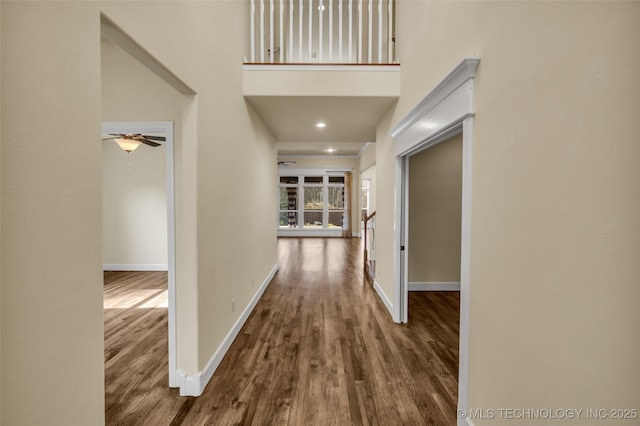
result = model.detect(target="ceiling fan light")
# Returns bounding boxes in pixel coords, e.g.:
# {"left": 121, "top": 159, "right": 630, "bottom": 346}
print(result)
{"left": 115, "top": 138, "right": 142, "bottom": 153}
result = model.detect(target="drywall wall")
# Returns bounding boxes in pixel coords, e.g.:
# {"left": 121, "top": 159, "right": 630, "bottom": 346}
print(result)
{"left": 1, "top": 1, "right": 278, "bottom": 423}
{"left": 373, "top": 105, "right": 396, "bottom": 295}
{"left": 373, "top": 0, "right": 640, "bottom": 421}
{"left": 276, "top": 156, "right": 361, "bottom": 235}
{"left": 408, "top": 134, "right": 462, "bottom": 283}
{"left": 1, "top": 2, "right": 105, "bottom": 424}
{"left": 99, "top": 0, "right": 279, "bottom": 385}
{"left": 0, "top": 2, "right": 3, "bottom": 417}
{"left": 101, "top": 38, "right": 178, "bottom": 268}
{"left": 358, "top": 142, "right": 376, "bottom": 172}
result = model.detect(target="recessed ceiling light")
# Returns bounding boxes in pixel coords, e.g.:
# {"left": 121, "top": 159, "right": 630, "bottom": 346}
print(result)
{"left": 326, "top": 148, "right": 336, "bottom": 153}
{"left": 316, "top": 122, "right": 326, "bottom": 128}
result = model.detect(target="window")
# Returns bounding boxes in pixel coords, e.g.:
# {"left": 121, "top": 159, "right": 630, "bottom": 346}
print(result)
{"left": 278, "top": 172, "right": 346, "bottom": 232}
{"left": 327, "top": 176, "right": 345, "bottom": 228}
{"left": 279, "top": 177, "right": 298, "bottom": 228}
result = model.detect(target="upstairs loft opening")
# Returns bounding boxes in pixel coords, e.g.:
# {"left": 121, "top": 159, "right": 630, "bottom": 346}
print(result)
{"left": 247, "top": 0, "right": 398, "bottom": 65}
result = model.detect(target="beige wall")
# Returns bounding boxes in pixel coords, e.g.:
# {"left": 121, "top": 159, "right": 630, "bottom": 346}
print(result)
{"left": 374, "top": 106, "right": 397, "bottom": 292}
{"left": 0, "top": 0, "right": 3, "bottom": 417}
{"left": 408, "top": 134, "right": 461, "bottom": 283}
{"left": 1, "top": 2, "right": 105, "bottom": 424}
{"left": 358, "top": 142, "right": 376, "bottom": 172}
{"left": 373, "top": 0, "right": 640, "bottom": 422}
{"left": 1, "top": 1, "right": 277, "bottom": 424}
{"left": 101, "top": 38, "right": 178, "bottom": 267}
{"left": 278, "top": 156, "right": 362, "bottom": 235}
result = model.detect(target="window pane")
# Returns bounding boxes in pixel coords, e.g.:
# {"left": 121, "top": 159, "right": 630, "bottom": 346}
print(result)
{"left": 304, "top": 211, "right": 323, "bottom": 227}
{"left": 304, "top": 187, "right": 323, "bottom": 210}
{"left": 328, "top": 211, "right": 344, "bottom": 228}
{"left": 280, "top": 187, "right": 298, "bottom": 211}
{"left": 327, "top": 187, "right": 344, "bottom": 209}
{"left": 329, "top": 176, "right": 344, "bottom": 184}
{"left": 279, "top": 211, "right": 298, "bottom": 227}
{"left": 304, "top": 176, "right": 323, "bottom": 184}
{"left": 280, "top": 176, "right": 298, "bottom": 184}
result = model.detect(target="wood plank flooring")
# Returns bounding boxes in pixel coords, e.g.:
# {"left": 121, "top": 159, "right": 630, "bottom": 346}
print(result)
{"left": 104, "top": 238, "right": 459, "bottom": 425}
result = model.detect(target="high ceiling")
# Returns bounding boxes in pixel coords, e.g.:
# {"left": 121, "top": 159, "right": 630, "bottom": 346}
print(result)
{"left": 245, "top": 95, "right": 397, "bottom": 156}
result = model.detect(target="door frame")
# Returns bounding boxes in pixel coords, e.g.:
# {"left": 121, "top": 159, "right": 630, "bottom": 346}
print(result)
{"left": 390, "top": 58, "right": 479, "bottom": 426}
{"left": 102, "top": 120, "right": 178, "bottom": 387}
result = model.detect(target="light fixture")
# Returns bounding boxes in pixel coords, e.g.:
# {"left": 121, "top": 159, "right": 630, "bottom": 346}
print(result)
{"left": 316, "top": 122, "right": 326, "bottom": 128}
{"left": 326, "top": 148, "right": 336, "bottom": 153}
{"left": 115, "top": 138, "right": 142, "bottom": 153}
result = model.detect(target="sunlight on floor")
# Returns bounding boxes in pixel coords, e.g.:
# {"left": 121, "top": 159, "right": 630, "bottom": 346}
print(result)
{"left": 104, "top": 289, "right": 168, "bottom": 309}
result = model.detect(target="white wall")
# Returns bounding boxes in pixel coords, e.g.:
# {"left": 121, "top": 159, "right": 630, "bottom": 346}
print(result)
{"left": 101, "top": 38, "right": 175, "bottom": 269}
{"left": 102, "top": 142, "right": 168, "bottom": 268}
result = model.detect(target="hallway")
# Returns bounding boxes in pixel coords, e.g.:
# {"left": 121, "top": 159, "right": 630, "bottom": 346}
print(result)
{"left": 105, "top": 238, "right": 459, "bottom": 425}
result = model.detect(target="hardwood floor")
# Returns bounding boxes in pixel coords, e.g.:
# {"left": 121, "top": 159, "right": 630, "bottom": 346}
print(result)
{"left": 104, "top": 238, "right": 459, "bottom": 425}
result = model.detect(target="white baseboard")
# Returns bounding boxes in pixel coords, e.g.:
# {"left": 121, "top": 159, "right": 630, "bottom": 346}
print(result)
{"left": 178, "top": 264, "right": 279, "bottom": 397}
{"left": 409, "top": 281, "right": 461, "bottom": 291}
{"left": 103, "top": 263, "right": 168, "bottom": 271}
{"left": 459, "top": 417, "right": 475, "bottom": 426}
{"left": 373, "top": 279, "right": 394, "bottom": 318}
{"left": 277, "top": 229, "right": 343, "bottom": 237}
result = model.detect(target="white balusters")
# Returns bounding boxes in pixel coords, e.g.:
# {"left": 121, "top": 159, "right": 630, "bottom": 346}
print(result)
{"left": 368, "top": 0, "right": 372, "bottom": 63}
{"left": 280, "top": 0, "right": 284, "bottom": 62}
{"left": 249, "top": 0, "right": 395, "bottom": 64}
{"left": 308, "top": 0, "right": 313, "bottom": 61}
{"left": 328, "top": 0, "right": 333, "bottom": 62}
{"left": 270, "top": 0, "right": 274, "bottom": 63}
{"left": 299, "top": 0, "right": 303, "bottom": 62}
{"left": 358, "top": 0, "right": 362, "bottom": 63}
{"left": 250, "top": 0, "right": 256, "bottom": 62}
{"left": 289, "top": 0, "right": 294, "bottom": 62}
{"left": 348, "top": 0, "right": 353, "bottom": 62}
{"left": 378, "top": 0, "right": 382, "bottom": 63}
{"left": 260, "top": 0, "right": 265, "bottom": 62}
{"left": 319, "top": 0, "right": 323, "bottom": 62}
{"left": 338, "top": 0, "right": 343, "bottom": 62}
{"left": 388, "top": 0, "right": 393, "bottom": 63}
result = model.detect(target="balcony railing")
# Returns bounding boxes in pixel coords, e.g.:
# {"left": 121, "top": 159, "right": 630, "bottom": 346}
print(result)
{"left": 247, "top": 0, "right": 396, "bottom": 64}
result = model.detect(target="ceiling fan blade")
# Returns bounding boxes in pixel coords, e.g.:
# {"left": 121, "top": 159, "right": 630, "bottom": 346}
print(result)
{"left": 102, "top": 136, "right": 119, "bottom": 141}
{"left": 140, "top": 139, "right": 161, "bottom": 147}
{"left": 143, "top": 135, "right": 166, "bottom": 141}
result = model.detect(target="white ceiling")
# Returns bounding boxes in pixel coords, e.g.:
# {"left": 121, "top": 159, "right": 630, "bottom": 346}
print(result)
{"left": 245, "top": 96, "right": 397, "bottom": 156}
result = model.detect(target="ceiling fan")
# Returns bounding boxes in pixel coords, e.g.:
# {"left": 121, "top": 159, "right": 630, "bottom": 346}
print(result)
{"left": 102, "top": 133, "right": 166, "bottom": 153}
{"left": 278, "top": 160, "right": 296, "bottom": 167}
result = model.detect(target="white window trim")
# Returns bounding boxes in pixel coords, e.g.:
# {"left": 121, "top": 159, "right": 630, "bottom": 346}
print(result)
{"left": 277, "top": 167, "right": 351, "bottom": 236}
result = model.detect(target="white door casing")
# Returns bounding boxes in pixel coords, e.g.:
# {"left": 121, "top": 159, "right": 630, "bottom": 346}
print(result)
{"left": 389, "top": 58, "right": 480, "bottom": 426}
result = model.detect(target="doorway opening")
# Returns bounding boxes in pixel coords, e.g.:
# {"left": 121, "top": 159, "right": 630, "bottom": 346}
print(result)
{"left": 102, "top": 121, "right": 177, "bottom": 386}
